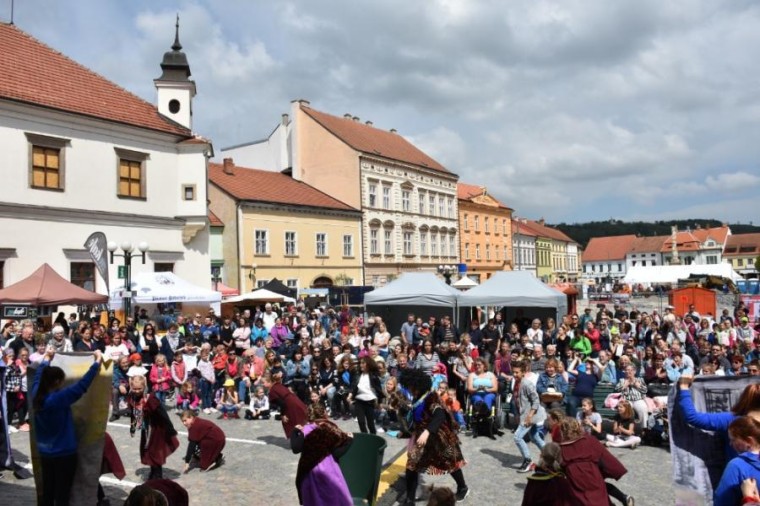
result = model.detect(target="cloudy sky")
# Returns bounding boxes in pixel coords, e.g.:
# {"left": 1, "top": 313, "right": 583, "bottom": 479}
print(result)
{"left": 6, "top": 0, "right": 760, "bottom": 225}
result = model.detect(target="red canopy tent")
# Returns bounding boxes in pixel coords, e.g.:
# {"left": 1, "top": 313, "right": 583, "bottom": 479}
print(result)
{"left": 214, "top": 281, "right": 239, "bottom": 297}
{"left": 0, "top": 263, "right": 108, "bottom": 305}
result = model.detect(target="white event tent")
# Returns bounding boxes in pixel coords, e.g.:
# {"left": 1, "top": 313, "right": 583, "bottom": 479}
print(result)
{"left": 110, "top": 271, "right": 221, "bottom": 308}
{"left": 458, "top": 271, "right": 568, "bottom": 322}
{"left": 623, "top": 264, "right": 741, "bottom": 285}
{"left": 224, "top": 288, "right": 296, "bottom": 304}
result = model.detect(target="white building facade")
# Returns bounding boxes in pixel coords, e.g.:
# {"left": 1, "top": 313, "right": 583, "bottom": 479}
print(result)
{"left": 0, "top": 24, "right": 211, "bottom": 299}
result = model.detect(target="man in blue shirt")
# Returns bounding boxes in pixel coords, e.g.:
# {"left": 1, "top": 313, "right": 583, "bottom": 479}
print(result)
{"left": 400, "top": 314, "right": 417, "bottom": 348}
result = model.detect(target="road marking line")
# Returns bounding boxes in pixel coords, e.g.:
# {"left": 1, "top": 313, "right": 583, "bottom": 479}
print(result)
{"left": 107, "top": 421, "right": 266, "bottom": 445}
{"left": 376, "top": 450, "right": 407, "bottom": 500}
{"left": 100, "top": 476, "right": 140, "bottom": 489}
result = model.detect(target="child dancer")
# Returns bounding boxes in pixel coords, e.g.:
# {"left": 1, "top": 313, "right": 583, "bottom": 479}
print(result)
{"left": 181, "top": 410, "right": 226, "bottom": 473}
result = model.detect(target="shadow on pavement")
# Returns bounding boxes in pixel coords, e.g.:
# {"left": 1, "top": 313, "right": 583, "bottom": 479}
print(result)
{"left": 135, "top": 467, "right": 181, "bottom": 480}
{"left": 479, "top": 447, "right": 524, "bottom": 468}
{"left": 255, "top": 435, "right": 291, "bottom": 449}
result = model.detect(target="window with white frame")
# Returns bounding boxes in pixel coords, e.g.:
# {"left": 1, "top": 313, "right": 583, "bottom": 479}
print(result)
{"left": 254, "top": 229, "right": 269, "bottom": 255}
{"left": 448, "top": 198, "right": 454, "bottom": 218}
{"left": 370, "top": 229, "right": 379, "bottom": 255}
{"left": 402, "top": 190, "right": 411, "bottom": 212}
{"left": 403, "top": 231, "right": 413, "bottom": 255}
{"left": 420, "top": 231, "right": 428, "bottom": 255}
{"left": 257, "top": 279, "right": 268, "bottom": 288}
{"left": 438, "top": 196, "right": 445, "bottom": 216}
{"left": 429, "top": 193, "right": 436, "bottom": 216}
{"left": 495, "top": 247, "right": 500, "bottom": 260}
{"left": 476, "top": 244, "right": 481, "bottom": 260}
{"left": 484, "top": 217, "right": 490, "bottom": 233}
{"left": 464, "top": 214, "right": 469, "bottom": 231}
{"left": 504, "top": 245, "right": 508, "bottom": 261}
{"left": 384, "top": 230, "right": 393, "bottom": 254}
{"left": 474, "top": 216, "right": 480, "bottom": 231}
{"left": 343, "top": 235, "right": 353, "bottom": 257}
{"left": 486, "top": 244, "right": 491, "bottom": 261}
{"left": 316, "top": 233, "right": 327, "bottom": 257}
{"left": 382, "top": 186, "right": 391, "bottom": 209}
{"left": 503, "top": 219, "right": 508, "bottom": 235}
{"left": 449, "top": 235, "right": 456, "bottom": 257}
{"left": 285, "top": 231, "right": 297, "bottom": 256}
{"left": 465, "top": 243, "right": 470, "bottom": 260}
{"left": 431, "top": 233, "right": 438, "bottom": 256}
{"left": 368, "top": 182, "right": 377, "bottom": 207}
{"left": 419, "top": 191, "right": 426, "bottom": 214}
{"left": 286, "top": 278, "right": 298, "bottom": 289}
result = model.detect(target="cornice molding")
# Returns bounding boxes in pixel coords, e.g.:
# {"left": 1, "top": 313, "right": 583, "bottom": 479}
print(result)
{"left": 0, "top": 202, "right": 184, "bottom": 228}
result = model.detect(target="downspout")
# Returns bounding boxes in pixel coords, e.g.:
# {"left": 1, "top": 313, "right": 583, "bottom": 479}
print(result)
{"left": 237, "top": 202, "right": 244, "bottom": 291}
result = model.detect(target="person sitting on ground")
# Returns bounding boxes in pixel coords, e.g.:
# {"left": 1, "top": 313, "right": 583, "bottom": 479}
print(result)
{"left": 181, "top": 410, "right": 226, "bottom": 473}
{"left": 217, "top": 379, "right": 240, "bottom": 420}
{"left": 714, "top": 416, "right": 760, "bottom": 506}
{"left": 175, "top": 381, "right": 200, "bottom": 415}
{"left": 127, "top": 353, "right": 148, "bottom": 378}
{"left": 576, "top": 398, "right": 604, "bottom": 440}
{"left": 291, "top": 403, "right": 354, "bottom": 506}
{"left": 520, "top": 442, "right": 573, "bottom": 506}
{"left": 605, "top": 400, "right": 641, "bottom": 449}
{"left": 615, "top": 364, "right": 649, "bottom": 427}
{"left": 245, "top": 386, "right": 270, "bottom": 420}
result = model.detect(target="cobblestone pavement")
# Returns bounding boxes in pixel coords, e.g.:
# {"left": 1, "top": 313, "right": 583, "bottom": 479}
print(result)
{"left": 1, "top": 412, "right": 675, "bottom": 505}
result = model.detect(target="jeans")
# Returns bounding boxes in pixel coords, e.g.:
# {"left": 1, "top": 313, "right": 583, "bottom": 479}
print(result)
{"left": 154, "top": 390, "right": 167, "bottom": 405}
{"left": 514, "top": 422, "right": 545, "bottom": 461}
{"left": 200, "top": 379, "right": 214, "bottom": 410}
{"left": 471, "top": 391, "right": 496, "bottom": 410}
{"left": 238, "top": 379, "right": 251, "bottom": 405}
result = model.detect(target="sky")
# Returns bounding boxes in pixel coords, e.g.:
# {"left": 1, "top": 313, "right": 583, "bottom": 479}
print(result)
{"left": 5, "top": 0, "right": 760, "bottom": 225}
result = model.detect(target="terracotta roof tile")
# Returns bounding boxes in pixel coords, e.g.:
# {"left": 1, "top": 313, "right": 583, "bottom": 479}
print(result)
{"left": 209, "top": 162, "right": 358, "bottom": 212}
{"left": 522, "top": 220, "right": 577, "bottom": 243}
{"left": 208, "top": 210, "right": 224, "bottom": 227}
{"left": 0, "top": 24, "right": 191, "bottom": 137}
{"left": 629, "top": 236, "right": 667, "bottom": 254}
{"left": 301, "top": 105, "right": 451, "bottom": 175}
{"left": 582, "top": 235, "right": 637, "bottom": 262}
{"left": 723, "top": 233, "right": 760, "bottom": 257}
{"left": 661, "top": 226, "right": 729, "bottom": 253}
{"left": 457, "top": 182, "right": 512, "bottom": 209}
{"left": 512, "top": 220, "right": 538, "bottom": 237}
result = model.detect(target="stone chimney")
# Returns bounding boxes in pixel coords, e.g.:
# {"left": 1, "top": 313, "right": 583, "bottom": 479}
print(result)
{"left": 390, "top": 128, "right": 397, "bottom": 133}
{"left": 222, "top": 157, "right": 235, "bottom": 175}
{"left": 344, "top": 113, "right": 352, "bottom": 119}
{"left": 352, "top": 116, "right": 360, "bottom": 122}
{"left": 365, "top": 120, "right": 373, "bottom": 126}
{"left": 538, "top": 218, "right": 545, "bottom": 226}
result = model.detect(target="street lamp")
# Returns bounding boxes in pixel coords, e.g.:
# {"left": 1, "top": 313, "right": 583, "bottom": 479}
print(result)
{"left": 248, "top": 263, "right": 257, "bottom": 290}
{"left": 108, "top": 240, "right": 149, "bottom": 321}
{"left": 438, "top": 264, "right": 456, "bottom": 285}
{"left": 211, "top": 266, "right": 222, "bottom": 291}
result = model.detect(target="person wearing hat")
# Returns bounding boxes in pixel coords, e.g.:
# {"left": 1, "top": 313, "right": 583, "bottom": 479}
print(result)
{"left": 737, "top": 317, "right": 756, "bottom": 347}
{"left": 218, "top": 378, "right": 240, "bottom": 419}
{"left": 127, "top": 353, "right": 148, "bottom": 378}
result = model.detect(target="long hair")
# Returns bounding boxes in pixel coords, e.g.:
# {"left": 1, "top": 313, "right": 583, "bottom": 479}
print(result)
{"left": 33, "top": 366, "right": 65, "bottom": 412}
{"left": 728, "top": 416, "right": 760, "bottom": 443}
{"left": 360, "top": 356, "right": 379, "bottom": 375}
{"left": 559, "top": 417, "right": 585, "bottom": 442}
{"left": 399, "top": 368, "right": 432, "bottom": 398}
{"left": 732, "top": 383, "right": 760, "bottom": 415}
{"left": 539, "top": 442, "right": 563, "bottom": 473}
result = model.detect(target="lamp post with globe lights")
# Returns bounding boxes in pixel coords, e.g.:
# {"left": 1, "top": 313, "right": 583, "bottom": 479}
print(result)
{"left": 437, "top": 264, "right": 456, "bottom": 285}
{"left": 108, "top": 241, "right": 149, "bottom": 320}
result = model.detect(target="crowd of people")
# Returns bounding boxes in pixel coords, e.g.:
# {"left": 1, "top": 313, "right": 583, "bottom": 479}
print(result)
{"left": 1, "top": 297, "right": 759, "bottom": 505}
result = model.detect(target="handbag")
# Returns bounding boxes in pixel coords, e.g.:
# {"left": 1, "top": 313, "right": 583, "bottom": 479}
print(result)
{"left": 604, "top": 392, "right": 623, "bottom": 409}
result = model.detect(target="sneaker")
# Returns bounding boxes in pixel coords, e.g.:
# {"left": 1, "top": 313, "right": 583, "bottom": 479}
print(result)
{"left": 19, "top": 423, "right": 30, "bottom": 432}
{"left": 8, "top": 426, "right": 18, "bottom": 434}
{"left": 109, "top": 414, "right": 120, "bottom": 422}
{"left": 210, "top": 408, "right": 219, "bottom": 413}
{"left": 517, "top": 460, "right": 534, "bottom": 473}
{"left": 203, "top": 408, "right": 211, "bottom": 414}
{"left": 455, "top": 486, "right": 470, "bottom": 502}
{"left": 626, "top": 496, "right": 635, "bottom": 506}
{"left": 376, "top": 428, "right": 385, "bottom": 434}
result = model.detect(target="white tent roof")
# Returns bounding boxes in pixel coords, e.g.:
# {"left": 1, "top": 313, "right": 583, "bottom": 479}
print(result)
{"left": 224, "top": 288, "right": 296, "bottom": 304}
{"left": 364, "top": 272, "right": 460, "bottom": 307}
{"left": 458, "top": 271, "right": 567, "bottom": 313}
{"left": 110, "top": 272, "right": 221, "bottom": 307}
{"left": 452, "top": 276, "right": 479, "bottom": 289}
{"left": 623, "top": 264, "right": 742, "bottom": 285}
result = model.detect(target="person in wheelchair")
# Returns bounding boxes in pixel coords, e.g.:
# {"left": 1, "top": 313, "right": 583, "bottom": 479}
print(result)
{"left": 467, "top": 358, "right": 499, "bottom": 437}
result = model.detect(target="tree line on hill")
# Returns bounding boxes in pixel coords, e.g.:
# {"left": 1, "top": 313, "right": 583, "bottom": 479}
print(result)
{"left": 550, "top": 219, "right": 760, "bottom": 249}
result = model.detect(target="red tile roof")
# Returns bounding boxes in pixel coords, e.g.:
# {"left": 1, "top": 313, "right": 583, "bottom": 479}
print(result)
{"left": 0, "top": 24, "right": 191, "bottom": 137}
{"left": 582, "top": 235, "right": 637, "bottom": 262}
{"left": 457, "top": 182, "right": 511, "bottom": 209}
{"left": 301, "top": 105, "right": 451, "bottom": 175}
{"left": 723, "top": 233, "right": 760, "bottom": 257}
{"left": 629, "top": 236, "right": 667, "bottom": 254}
{"left": 522, "top": 220, "right": 577, "bottom": 244}
{"left": 209, "top": 162, "right": 358, "bottom": 212}
{"left": 661, "top": 226, "right": 729, "bottom": 253}
{"left": 512, "top": 220, "right": 538, "bottom": 237}
{"left": 208, "top": 210, "right": 224, "bottom": 227}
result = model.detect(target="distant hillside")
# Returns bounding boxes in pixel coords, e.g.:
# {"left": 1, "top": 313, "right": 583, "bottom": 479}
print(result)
{"left": 550, "top": 220, "right": 760, "bottom": 249}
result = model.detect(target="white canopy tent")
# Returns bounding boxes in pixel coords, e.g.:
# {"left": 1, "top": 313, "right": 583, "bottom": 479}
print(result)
{"left": 224, "top": 288, "right": 296, "bottom": 304}
{"left": 452, "top": 276, "right": 479, "bottom": 290}
{"left": 110, "top": 272, "right": 221, "bottom": 308}
{"left": 623, "top": 264, "right": 742, "bottom": 285}
{"left": 458, "top": 271, "right": 568, "bottom": 321}
{"left": 364, "top": 272, "right": 460, "bottom": 306}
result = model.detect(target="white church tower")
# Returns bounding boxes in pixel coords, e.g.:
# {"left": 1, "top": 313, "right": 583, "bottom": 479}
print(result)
{"left": 154, "top": 16, "right": 196, "bottom": 130}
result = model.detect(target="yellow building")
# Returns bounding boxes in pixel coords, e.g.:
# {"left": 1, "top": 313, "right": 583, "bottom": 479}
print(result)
{"left": 520, "top": 219, "right": 581, "bottom": 282}
{"left": 723, "top": 233, "right": 760, "bottom": 278}
{"left": 458, "top": 183, "right": 513, "bottom": 282}
{"left": 208, "top": 159, "right": 363, "bottom": 292}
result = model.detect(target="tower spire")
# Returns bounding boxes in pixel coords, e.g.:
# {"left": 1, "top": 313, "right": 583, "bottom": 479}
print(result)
{"left": 172, "top": 14, "right": 182, "bottom": 51}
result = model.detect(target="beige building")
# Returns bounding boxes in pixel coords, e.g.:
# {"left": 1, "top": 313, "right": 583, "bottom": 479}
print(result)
{"left": 221, "top": 100, "right": 460, "bottom": 286}
{"left": 208, "top": 159, "right": 362, "bottom": 292}
{"left": 457, "top": 183, "right": 513, "bottom": 282}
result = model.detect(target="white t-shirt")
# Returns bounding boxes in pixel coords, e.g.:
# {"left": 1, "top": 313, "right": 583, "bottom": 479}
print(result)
{"left": 104, "top": 344, "right": 129, "bottom": 362}
{"left": 356, "top": 374, "right": 377, "bottom": 402}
